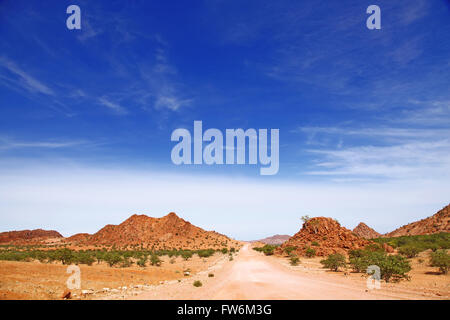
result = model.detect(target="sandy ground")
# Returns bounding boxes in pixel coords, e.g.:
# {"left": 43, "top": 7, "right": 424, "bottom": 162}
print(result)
{"left": 133, "top": 244, "right": 449, "bottom": 300}
{"left": 1, "top": 244, "right": 448, "bottom": 300}
{"left": 0, "top": 254, "right": 224, "bottom": 300}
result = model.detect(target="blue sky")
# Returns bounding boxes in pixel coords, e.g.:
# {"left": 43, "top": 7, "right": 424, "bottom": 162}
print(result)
{"left": 0, "top": 0, "right": 449, "bottom": 240}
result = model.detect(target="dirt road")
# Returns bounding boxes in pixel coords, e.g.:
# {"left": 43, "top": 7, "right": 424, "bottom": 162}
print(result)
{"left": 134, "top": 244, "right": 433, "bottom": 300}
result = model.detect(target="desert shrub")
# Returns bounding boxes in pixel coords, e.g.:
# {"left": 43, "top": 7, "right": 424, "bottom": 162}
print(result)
{"left": 76, "top": 251, "right": 95, "bottom": 266}
{"left": 284, "top": 246, "right": 297, "bottom": 255}
{"left": 320, "top": 253, "right": 346, "bottom": 271}
{"left": 289, "top": 255, "right": 300, "bottom": 266}
{"left": 208, "top": 273, "right": 214, "bottom": 277}
{"left": 378, "top": 255, "right": 411, "bottom": 282}
{"left": 304, "top": 247, "right": 316, "bottom": 258}
{"left": 193, "top": 280, "right": 202, "bottom": 287}
{"left": 230, "top": 247, "right": 236, "bottom": 253}
{"left": 150, "top": 254, "right": 161, "bottom": 266}
{"left": 137, "top": 256, "right": 147, "bottom": 267}
{"left": 55, "top": 248, "right": 75, "bottom": 265}
{"left": 120, "top": 257, "right": 132, "bottom": 268}
{"left": 221, "top": 248, "right": 228, "bottom": 254}
{"left": 364, "top": 243, "right": 384, "bottom": 253}
{"left": 373, "top": 233, "right": 450, "bottom": 252}
{"left": 301, "top": 215, "right": 310, "bottom": 223}
{"left": 197, "top": 249, "right": 215, "bottom": 258}
{"left": 398, "top": 246, "right": 421, "bottom": 258}
{"left": 104, "top": 252, "right": 122, "bottom": 267}
{"left": 430, "top": 250, "right": 449, "bottom": 274}
{"left": 311, "top": 241, "right": 320, "bottom": 247}
{"left": 349, "top": 251, "right": 411, "bottom": 282}
{"left": 254, "top": 244, "right": 276, "bottom": 255}
{"left": 180, "top": 250, "right": 193, "bottom": 261}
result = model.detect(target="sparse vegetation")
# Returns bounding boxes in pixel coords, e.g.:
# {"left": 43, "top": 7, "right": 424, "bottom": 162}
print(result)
{"left": 373, "top": 233, "right": 450, "bottom": 253}
{"left": 253, "top": 244, "right": 277, "bottom": 256}
{"left": 289, "top": 255, "right": 300, "bottom": 266}
{"left": 320, "top": 253, "right": 346, "bottom": 271}
{"left": 0, "top": 246, "right": 232, "bottom": 268}
{"left": 193, "top": 280, "right": 202, "bottom": 287}
{"left": 349, "top": 249, "right": 411, "bottom": 282}
{"left": 301, "top": 215, "right": 310, "bottom": 223}
{"left": 398, "top": 246, "right": 420, "bottom": 258}
{"left": 284, "top": 246, "right": 297, "bottom": 255}
{"left": 304, "top": 247, "right": 316, "bottom": 258}
{"left": 429, "top": 250, "right": 449, "bottom": 274}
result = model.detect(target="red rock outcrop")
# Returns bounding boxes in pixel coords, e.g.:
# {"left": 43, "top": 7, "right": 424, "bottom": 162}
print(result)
{"left": 65, "top": 212, "right": 240, "bottom": 250}
{"left": 385, "top": 204, "right": 450, "bottom": 237}
{"left": 277, "top": 217, "right": 372, "bottom": 256}
{"left": 352, "top": 222, "right": 381, "bottom": 239}
{"left": 0, "top": 229, "right": 63, "bottom": 244}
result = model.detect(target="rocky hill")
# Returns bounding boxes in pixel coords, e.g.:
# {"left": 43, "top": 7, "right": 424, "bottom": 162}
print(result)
{"left": 66, "top": 212, "right": 240, "bottom": 250}
{"left": 385, "top": 204, "right": 450, "bottom": 237}
{"left": 352, "top": 222, "right": 381, "bottom": 239}
{"left": 277, "top": 217, "right": 372, "bottom": 256}
{"left": 0, "top": 229, "right": 63, "bottom": 244}
{"left": 253, "top": 234, "right": 290, "bottom": 245}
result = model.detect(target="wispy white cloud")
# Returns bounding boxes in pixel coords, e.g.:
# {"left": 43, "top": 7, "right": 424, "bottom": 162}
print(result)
{"left": 0, "top": 56, "right": 54, "bottom": 95}
{"left": 297, "top": 123, "right": 450, "bottom": 181}
{"left": 98, "top": 97, "right": 128, "bottom": 115}
{"left": 0, "top": 137, "right": 87, "bottom": 150}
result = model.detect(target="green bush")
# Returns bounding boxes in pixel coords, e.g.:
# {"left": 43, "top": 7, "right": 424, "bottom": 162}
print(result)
{"left": 289, "top": 255, "right": 300, "bottom": 266}
{"left": 180, "top": 251, "right": 193, "bottom": 261}
{"left": 398, "top": 246, "right": 420, "bottom": 258}
{"left": 150, "top": 254, "right": 161, "bottom": 266}
{"left": 305, "top": 247, "right": 316, "bottom": 258}
{"left": 137, "top": 255, "right": 147, "bottom": 267}
{"left": 197, "top": 249, "right": 215, "bottom": 258}
{"left": 104, "top": 252, "right": 122, "bottom": 267}
{"left": 378, "top": 255, "right": 411, "bottom": 282}
{"left": 254, "top": 244, "right": 277, "bottom": 256}
{"left": 284, "top": 246, "right": 297, "bottom": 255}
{"left": 320, "top": 253, "right": 346, "bottom": 271}
{"left": 373, "top": 233, "right": 450, "bottom": 252}
{"left": 311, "top": 241, "right": 320, "bottom": 247}
{"left": 430, "top": 250, "right": 449, "bottom": 274}
{"left": 349, "top": 250, "right": 411, "bottom": 282}
{"left": 193, "top": 280, "right": 202, "bottom": 287}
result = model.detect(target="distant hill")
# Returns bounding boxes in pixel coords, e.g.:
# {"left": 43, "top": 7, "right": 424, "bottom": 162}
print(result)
{"left": 385, "top": 204, "right": 450, "bottom": 237}
{"left": 253, "top": 234, "right": 290, "bottom": 245}
{"left": 0, "top": 229, "right": 62, "bottom": 244}
{"left": 65, "top": 212, "right": 240, "bottom": 250}
{"left": 353, "top": 222, "right": 381, "bottom": 239}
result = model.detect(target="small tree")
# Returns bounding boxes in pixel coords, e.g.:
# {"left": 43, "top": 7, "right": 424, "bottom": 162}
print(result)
{"left": 284, "top": 246, "right": 297, "bottom": 255}
{"left": 378, "top": 255, "right": 411, "bottom": 282}
{"left": 150, "top": 254, "right": 161, "bottom": 266}
{"left": 430, "top": 250, "right": 449, "bottom": 274}
{"left": 301, "top": 215, "right": 310, "bottom": 223}
{"left": 320, "top": 253, "right": 346, "bottom": 271}
{"left": 305, "top": 247, "right": 316, "bottom": 258}
{"left": 289, "top": 255, "right": 300, "bottom": 266}
{"left": 398, "top": 246, "right": 420, "bottom": 258}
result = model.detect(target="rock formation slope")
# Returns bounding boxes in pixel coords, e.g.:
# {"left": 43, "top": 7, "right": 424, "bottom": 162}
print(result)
{"left": 277, "top": 217, "right": 371, "bottom": 256}
{"left": 385, "top": 204, "right": 450, "bottom": 237}
{"left": 352, "top": 222, "right": 381, "bottom": 239}
{"left": 66, "top": 212, "right": 240, "bottom": 250}
{"left": 0, "top": 229, "right": 63, "bottom": 244}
